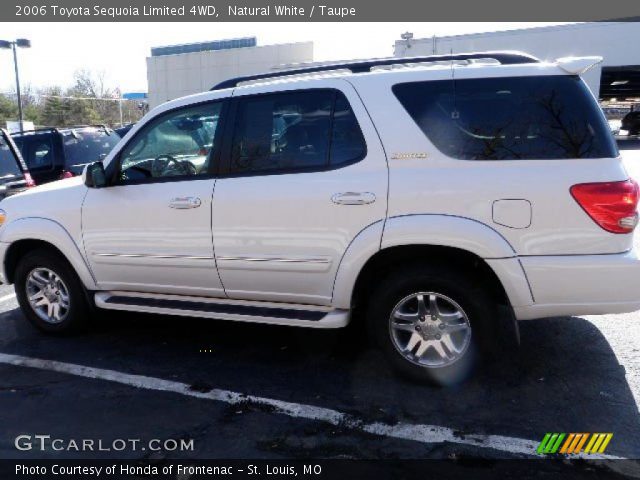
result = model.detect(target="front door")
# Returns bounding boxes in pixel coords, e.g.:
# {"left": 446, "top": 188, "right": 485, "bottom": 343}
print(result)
{"left": 212, "top": 83, "right": 388, "bottom": 306}
{"left": 82, "top": 100, "right": 226, "bottom": 297}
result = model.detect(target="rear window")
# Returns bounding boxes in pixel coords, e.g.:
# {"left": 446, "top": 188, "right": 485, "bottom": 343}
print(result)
{"left": 62, "top": 129, "right": 120, "bottom": 167}
{"left": 393, "top": 75, "right": 618, "bottom": 160}
{"left": 0, "top": 137, "right": 22, "bottom": 177}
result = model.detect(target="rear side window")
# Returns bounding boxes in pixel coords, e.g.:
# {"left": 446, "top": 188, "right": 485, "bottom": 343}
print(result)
{"left": 393, "top": 75, "right": 618, "bottom": 160}
{"left": 229, "top": 90, "right": 366, "bottom": 175}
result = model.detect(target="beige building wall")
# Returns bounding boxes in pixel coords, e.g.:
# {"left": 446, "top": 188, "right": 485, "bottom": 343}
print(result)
{"left": 146, "top": 41, "right": 313, "bottom": 108}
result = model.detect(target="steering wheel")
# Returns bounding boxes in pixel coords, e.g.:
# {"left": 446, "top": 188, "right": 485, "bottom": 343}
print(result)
{"left": 151, "top": 155, "right": 196, "bottom": 177}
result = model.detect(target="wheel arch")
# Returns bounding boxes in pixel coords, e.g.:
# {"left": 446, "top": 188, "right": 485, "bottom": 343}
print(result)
{"left": 332, "top": 214, "right": 529, "bottom": 311}
{"left": 350, "top": 244, "right": 510, "bottom": 312}
{"left": 1, "top": 218, "right": 96, "bottom": 290}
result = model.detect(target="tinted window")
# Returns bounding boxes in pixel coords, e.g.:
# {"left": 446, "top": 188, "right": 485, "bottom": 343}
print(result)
{"left": 230, "top": 90, "right": 333, "bottom": 174}
{"left": 15, "top": 137, "right": 54, "bottom": 170}
{"left": 229, "top": 90, "right": 366, "bottom": 175}
{"left": 0, "top": 137, "right": 22, "bottom": 177}
{"left": 330, "top": 94, "right": 366, "bottom": 165}
{"left": 63, "top": 129, "right": 120, "bottom": 169}
{"left": 393, "top": 76, "right": 618, "bottom": 160}
{"left": 119, "top": 102, "right": 222, "bottom": 183}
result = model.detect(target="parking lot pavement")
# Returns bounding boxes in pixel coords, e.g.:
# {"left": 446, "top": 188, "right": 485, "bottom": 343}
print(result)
{"left": 0, "top": 153, "right": 638, "bottom": 463}
{"left": 1, "top": 275, "right": 639, "bottom": 461}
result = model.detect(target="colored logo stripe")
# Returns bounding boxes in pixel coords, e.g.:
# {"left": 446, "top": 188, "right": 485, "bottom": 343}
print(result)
{"left": 538, "top": 433, "right": 613, "bottom": 455}
{"left": 537, "top": 433, "right": 565, "bottom": 454}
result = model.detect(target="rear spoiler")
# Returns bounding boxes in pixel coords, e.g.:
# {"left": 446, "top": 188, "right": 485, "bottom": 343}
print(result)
{"left": 555, "top": 56, "right": 603, "bottom": 75}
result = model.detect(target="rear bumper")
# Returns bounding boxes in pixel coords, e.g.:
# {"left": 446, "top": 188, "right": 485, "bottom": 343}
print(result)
{"left": 514, "top": 249, "right": 640, "bottom": 320}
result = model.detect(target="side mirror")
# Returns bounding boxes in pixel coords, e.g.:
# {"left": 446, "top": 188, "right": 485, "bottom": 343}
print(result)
{"left": 83, "top": 161, "right": 107, "bottom": 188}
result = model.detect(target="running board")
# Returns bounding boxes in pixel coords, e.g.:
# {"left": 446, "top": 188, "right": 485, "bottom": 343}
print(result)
{"left": 94, "top": 291, "right": 349, "bottom": 328}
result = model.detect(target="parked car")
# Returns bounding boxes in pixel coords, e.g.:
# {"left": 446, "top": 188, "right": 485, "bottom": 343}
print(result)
{"left": 114, "top": 123, "right": 135, "bottom": 138}
{"left": 621, "top": 111, "right": 640, "bottom": 136}
{"left": 0, "top": 128, "right": 35, "bottom": 199}
{"left": 0, "top": 52, "right": 638, "bottom": 385}
{"left": 11, "top": 125, "right": 120, "bottom": 185}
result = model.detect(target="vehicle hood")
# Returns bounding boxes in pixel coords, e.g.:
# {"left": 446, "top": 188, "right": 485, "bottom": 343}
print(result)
{"left": 0, "top": 176, "right": 87, "bottom": 225}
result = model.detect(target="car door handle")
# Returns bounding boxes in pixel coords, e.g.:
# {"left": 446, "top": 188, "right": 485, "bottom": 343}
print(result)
{"left": 331, "top": 192, "right": 376, "bottom": 205}
{"left": 169, "top": 196, "right": 202, "bottom": 209}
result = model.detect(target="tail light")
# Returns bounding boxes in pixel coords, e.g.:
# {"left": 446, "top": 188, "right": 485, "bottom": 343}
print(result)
{"left": 60, "top": 170, "right": 75, "bottom": 179}
{"left": 23, "top": 172, "right": 36, "bottom": 188}
{"left": 570, "top": 179, "right": 639, "bottom": 234}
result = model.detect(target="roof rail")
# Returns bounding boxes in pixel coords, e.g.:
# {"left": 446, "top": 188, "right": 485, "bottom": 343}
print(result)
{"left": 11, "top": 127, "right": 59, "bottom": 136}
{"left": 12, "top": 125, "right": 114, "bottom": 136}
{"left": 211, "top": 51, "right": 539, "bottom": 90}
{"left": 62, "top": 124, "right": 112, "bottom": 130}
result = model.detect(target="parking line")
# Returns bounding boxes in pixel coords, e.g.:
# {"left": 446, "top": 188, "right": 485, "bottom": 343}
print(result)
{"left": 0, "top": 293, "right": 16, "bottom": 303}
{"left": 0, "top": 352, "right": 623, "bottom": 460}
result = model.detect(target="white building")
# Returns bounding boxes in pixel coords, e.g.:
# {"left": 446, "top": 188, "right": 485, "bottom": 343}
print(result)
{"left": 146, "top": 38, "right": 313, "bottom": 108}
{"left": 394, "top": 22, "right": 640, "bottom": 101}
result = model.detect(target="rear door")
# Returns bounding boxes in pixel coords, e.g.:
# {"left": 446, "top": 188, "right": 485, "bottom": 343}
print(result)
{"left": 211, "top": 81, "right": 388, "bottom": 305}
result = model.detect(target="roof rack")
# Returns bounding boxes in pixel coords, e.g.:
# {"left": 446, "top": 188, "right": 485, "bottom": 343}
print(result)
{"left": 211, "top": 51, "right": 540, "bottom": 90}
{"left": 12, "top": 125, "right": 113, "bottom": 136}
{"left": 62, "top": 124, "right": 112, "bottom": 131}
{"left": 11, "top": 127, "right": 59, "bottom": 136}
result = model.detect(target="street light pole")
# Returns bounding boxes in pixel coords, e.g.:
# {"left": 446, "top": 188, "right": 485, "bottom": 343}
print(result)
{"left": 0, "top": 38, "right": 31, "bottom": 133}
{"left": 11, "top": 43, "right": 24, "bottom": 132}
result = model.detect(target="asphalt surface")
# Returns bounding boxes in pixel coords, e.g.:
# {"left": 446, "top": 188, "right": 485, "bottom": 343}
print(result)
{"left": 0, "top": 150, "right": 639, "bottom": 466}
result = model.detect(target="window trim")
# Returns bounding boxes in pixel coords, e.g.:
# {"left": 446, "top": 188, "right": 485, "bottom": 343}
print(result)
{"left": 108, "top": 99, "right": 228, "bottom": 187}
{"left": 218, "top": 88, "right": 368, "bottom": 179}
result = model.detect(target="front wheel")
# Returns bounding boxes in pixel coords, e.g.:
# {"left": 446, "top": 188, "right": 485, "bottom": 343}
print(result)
{"left": 366, "top": 265, "right": 497, "bottom": 385}
{"left": 15, "top": 249, "right": 89, "bottom": 333}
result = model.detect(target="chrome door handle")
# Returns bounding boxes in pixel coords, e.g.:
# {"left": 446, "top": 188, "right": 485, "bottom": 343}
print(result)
{"left": 169, "top": 196, "right": 202, "bottom": 209}
{"left": 331, "top": 192, "right": 376, "bottom": 205}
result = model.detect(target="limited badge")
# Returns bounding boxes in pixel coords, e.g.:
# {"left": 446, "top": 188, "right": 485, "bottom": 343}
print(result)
{"left": 390, "top": 152, "right": 428, "bottom": 160}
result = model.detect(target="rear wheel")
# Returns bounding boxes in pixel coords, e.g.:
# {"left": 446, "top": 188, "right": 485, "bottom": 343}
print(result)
{"left": 366, "top": 265, "right": 497, "bottom": 385}
{"left": 15, "top": 249, "right": 89, "bottom": 333}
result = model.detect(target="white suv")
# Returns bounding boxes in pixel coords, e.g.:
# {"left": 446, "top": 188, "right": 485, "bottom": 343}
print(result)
{"left": 1, "top": 52, "right": 638, "bottom": 384}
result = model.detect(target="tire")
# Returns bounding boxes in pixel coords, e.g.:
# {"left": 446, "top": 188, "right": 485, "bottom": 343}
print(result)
{"left": 15, "top": 249, "right": 89, "bottom": 333}
{"left": 366, "top": 264, "right": 497, "bottom": 385}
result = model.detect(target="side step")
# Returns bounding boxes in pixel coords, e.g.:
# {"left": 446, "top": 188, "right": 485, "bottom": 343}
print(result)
{"left": 94, "top": 291, "right": 349, "bottom": 329}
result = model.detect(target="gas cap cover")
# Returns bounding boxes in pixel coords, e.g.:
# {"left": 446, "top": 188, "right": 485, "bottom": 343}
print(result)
{"left": 492, "top": 199, "right": 532, "bottom": 229}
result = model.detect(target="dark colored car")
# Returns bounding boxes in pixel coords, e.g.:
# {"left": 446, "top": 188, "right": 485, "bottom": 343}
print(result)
{"left": 12, "top": 125, "right": 120, "bottom": 185}
{"left": 0, "top": 128, "right": 35, "bottom": 198}
{"left": 114, "top": 123, "right": 135, "bottom": 138}
{"left": 621, "top": 111, "right": 640, "bottom": 136}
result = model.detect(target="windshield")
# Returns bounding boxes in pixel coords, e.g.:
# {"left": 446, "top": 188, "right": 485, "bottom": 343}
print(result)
{"left": 62, "top": 128, "right": 120, "bottom": 167}
{"left": 0, "top": 135, "right": 23, "bottom": 178}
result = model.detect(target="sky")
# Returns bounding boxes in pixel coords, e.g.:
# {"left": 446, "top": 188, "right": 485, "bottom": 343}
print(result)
{"left": 0, "top": 22, "right": 567, "bottom": 94}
